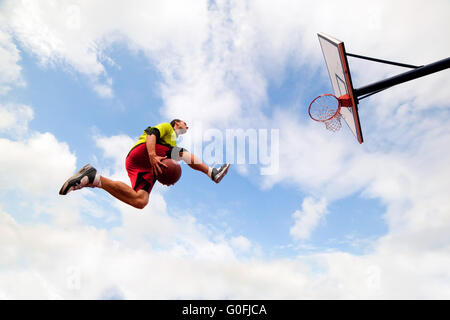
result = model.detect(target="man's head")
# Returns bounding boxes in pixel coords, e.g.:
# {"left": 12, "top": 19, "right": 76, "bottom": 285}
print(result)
{"left": 170, "top": 119, "right": 189, "bottom": 135}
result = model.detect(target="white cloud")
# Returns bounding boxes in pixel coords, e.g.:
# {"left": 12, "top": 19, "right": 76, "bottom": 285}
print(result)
{"left": 0, "top": 103, "right": 33, "bottom": 136}
{"left": 0, "top": 105, "right": 75, "bottom": 196}
{"left": 0, "top": 28, "right": 25, "bottom": 94}
{"left": 2, "top": 0, "right": 210, "bottom": 99}
{"left": 230, "top": 236, "right": 252, "bottom": 253}
{"left": 290, "top": 197, "right": 328, "bottom": 241}
{"left": 3, "top": 196, "right": 450, "bottom": 299}
{"left": 94, "top": 134, "right": 135, "bottom": 172}
{"left": 92, "top": 81, "right": 113, "bottom": 99}
{"left": 4, "top": 0, "right": 111, "bottom": 97}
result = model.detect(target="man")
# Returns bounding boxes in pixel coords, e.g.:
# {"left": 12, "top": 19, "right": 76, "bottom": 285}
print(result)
{"left": 59, "top": 120, "right": 230, "bottom": 209}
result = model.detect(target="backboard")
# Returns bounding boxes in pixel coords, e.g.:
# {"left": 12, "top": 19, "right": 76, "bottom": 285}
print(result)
{"left": 317, "top": 32, "right": 363, "bottom": 143}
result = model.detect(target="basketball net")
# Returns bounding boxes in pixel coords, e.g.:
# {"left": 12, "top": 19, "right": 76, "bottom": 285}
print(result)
{"left": 308, "top": 94, "right": 351, "bottom": 132}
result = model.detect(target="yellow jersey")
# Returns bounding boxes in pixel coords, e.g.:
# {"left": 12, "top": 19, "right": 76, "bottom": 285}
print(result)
{"left": 130, "top": 122, "right": 178, "bottom": 152}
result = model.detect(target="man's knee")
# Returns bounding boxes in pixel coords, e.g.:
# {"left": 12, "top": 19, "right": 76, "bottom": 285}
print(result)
{"left": 134, "top": 191, "right": 149, "bottom": 209}
{"left": 134, "top": 201, "right": 148, "bottom": 209}
{"left": 170, "top": 147, "right": 187, "bottom": 161}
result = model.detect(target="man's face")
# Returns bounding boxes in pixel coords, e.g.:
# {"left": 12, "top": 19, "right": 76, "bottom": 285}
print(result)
{"left": 175, "top": 121, "right": 189, "bottom": 135}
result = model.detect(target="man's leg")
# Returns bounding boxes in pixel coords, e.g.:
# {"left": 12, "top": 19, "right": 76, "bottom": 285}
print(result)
{"left": 180, "top": 151, "right": 209, "bottom": 174}
{"left": 59, "top": 164, "right": 149, "bottom": 209}
{"left": 179, "top": 151, "right": 230, "bottom": 183}
{"left": 100, "top": 176, "right": 149, "bottom": 209}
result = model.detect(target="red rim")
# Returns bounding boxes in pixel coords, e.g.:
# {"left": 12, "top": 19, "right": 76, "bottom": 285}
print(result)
{"left": 308, "top": 94, "right": 341, "bottom": 122}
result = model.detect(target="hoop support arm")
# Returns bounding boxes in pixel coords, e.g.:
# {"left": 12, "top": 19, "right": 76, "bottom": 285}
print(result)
{"left": 347, "top": 53, "right": 423, "bottom": 69}
{"left": 354, "top": 57, "right": 450, "bottom": 98}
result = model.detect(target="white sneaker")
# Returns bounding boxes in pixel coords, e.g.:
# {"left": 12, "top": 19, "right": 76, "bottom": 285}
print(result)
{"left": 211, "top": 163, "right": 230, "bottom": 183}
{"left": 59, "top": 164, "right": 101, "bottom": 195}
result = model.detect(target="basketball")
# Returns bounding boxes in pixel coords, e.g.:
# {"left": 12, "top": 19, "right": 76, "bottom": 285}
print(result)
{"left": 156, "top": 159, "right": 182, "bottom": 186}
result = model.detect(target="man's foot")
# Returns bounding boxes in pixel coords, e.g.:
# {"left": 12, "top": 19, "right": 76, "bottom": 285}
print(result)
{"left": 211, "top": 163, "right": 230, "bottom": 183}
{"left": 59, "top": 164, "right": 101, "bottom": 195}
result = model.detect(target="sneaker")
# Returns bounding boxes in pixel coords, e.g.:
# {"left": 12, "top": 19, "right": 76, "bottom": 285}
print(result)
{"left": 59, "top": 164, "right": 100, "bottom": 195}
{"left": 211, "top": 163, "right": 230, "bottom": 183}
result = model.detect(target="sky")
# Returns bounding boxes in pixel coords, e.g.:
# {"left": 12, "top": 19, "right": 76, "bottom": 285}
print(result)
{"left": 0, "top": 0, "right": 449, "bottom": 299}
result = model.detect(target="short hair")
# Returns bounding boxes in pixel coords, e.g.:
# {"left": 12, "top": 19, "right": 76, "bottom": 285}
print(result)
{"left": 170, "top": 119, "right": 182, "bottom": 127}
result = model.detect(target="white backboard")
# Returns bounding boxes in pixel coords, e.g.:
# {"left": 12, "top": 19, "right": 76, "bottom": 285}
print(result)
{"left": 318, "top": 32, "right": 363, "bottom": 143}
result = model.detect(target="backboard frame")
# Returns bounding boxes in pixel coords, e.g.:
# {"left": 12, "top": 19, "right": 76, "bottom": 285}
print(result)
{"left": 317, "top": 32, "right": 364, "bottom": 144}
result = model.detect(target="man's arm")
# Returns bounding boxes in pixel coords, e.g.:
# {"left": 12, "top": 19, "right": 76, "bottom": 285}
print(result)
{"left": 146, "top": 133, "right": 157, "bottom": 156}
{"left": 146, "top": 133, "right": 167, "bottom": 176}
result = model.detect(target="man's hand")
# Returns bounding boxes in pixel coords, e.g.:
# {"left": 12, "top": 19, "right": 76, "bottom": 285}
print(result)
{"left": 149, "top": 153, "right": 168, "bottom": 177}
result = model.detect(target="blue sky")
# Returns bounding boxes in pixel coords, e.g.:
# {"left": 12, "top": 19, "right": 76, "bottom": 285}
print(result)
{"left": 1, "top": 0, "right": 449, "bottom": 299}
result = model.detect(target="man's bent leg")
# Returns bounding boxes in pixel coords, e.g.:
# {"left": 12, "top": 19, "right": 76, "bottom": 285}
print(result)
{"left": 180, "top": 151, "right": 209, "bottom": 175}
{"left": 100, "top": 176, "right": 149, "bottom": 209}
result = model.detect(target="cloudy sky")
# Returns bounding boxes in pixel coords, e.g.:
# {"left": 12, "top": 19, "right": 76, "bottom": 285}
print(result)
{"left": 1, "top": 0, "right": 449, "bottom": 299}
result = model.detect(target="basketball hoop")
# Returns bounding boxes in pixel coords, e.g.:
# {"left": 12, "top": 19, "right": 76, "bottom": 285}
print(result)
{"left": 308, "top": 94, "right": 352, "bottom": 132}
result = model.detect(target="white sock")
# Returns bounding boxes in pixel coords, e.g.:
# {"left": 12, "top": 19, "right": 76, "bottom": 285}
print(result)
{"left": 207, "top": 167, "right": 213, "bottom": 179}
{"left": 94, "top": 172, "right": 102, "bottom": 188}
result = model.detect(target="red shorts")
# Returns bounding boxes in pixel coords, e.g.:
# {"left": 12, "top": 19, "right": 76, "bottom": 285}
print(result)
{"left": 125, "top": 144, "right": 170, "bottom": 193}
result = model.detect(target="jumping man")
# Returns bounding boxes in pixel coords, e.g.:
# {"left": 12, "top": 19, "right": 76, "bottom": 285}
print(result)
{"left": 59, "top": 120, "right": 230, "bottom": 209}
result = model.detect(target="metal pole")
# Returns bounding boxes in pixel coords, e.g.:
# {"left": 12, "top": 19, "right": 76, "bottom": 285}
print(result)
{"left": 354, "top": 57, "right": 450, "bottom": 98}
{"left": 347, "top": 53, "right": 423, "bottom": 69}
